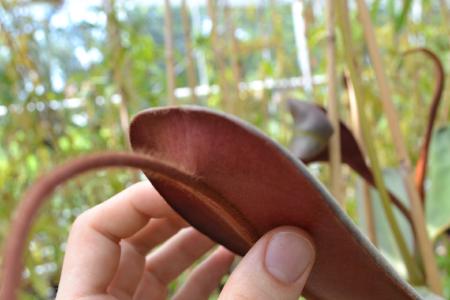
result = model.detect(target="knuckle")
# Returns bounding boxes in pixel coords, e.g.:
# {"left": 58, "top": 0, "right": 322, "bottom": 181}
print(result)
{"left": 71, "top": 209, "right": 94, "bottom": 231}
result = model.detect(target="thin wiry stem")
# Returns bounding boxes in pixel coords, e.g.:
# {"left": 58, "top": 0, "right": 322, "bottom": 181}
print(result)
{"left": 402, "top": 49, "right": 445, "bottom": 202}
{"left": 0, "top": 152, "right": 254, "bottom": 300}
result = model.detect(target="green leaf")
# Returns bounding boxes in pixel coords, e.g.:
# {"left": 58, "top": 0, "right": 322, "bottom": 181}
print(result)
{"left": 426, "top": 125, "right": 450, "bottom": 239}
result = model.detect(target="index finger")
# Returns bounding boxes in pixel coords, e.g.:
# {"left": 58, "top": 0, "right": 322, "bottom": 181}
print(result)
{"left": 56, "top": 181, "right": 176, "bottom": 299}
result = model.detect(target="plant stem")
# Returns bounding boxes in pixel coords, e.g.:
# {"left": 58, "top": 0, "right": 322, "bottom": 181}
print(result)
{"left": 164, "top": 0, "right": 176, "bottom": 105}
{"left": 292, "top": 0, "right": 314, "bottom": 97}
{"left": 207, "top": 0, "right": 231, "bottom": 112}
{"left": 325, "top": 0, "right": 343, "bottom": 206}
{"left": 0, "top": 152, "right": 255, "bottom": 300}
{"left": 439, "top": 0, "right": 450, "bottom": 38}
{"left": 270, "top": 0, "right": 288, "bottom": 78}
{"left": 224, "top": 1, "right": 243, "bottom": 115}
{"left": 336, "top": 0, "right": 423, "bottom": 284}
{"left": 363, "top": 182, "right": 378, "bottom": 245}
{"left": 347, "top": 73, "right": 378, "bottom": 246}
{"left": 355, "top": 0, "right": 441, "bottom": 293}
{"left": 181, "top": 0, "right": 198, "bottom": 104}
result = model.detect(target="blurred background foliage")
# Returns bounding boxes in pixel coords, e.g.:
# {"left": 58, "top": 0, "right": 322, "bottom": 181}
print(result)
{"left": 0, "top": 0, "right": 449, "bottom": 298}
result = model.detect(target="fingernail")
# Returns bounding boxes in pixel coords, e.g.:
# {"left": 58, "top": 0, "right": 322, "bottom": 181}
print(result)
{"left": 264, "top": 231, "right": 314, "bottom": 284}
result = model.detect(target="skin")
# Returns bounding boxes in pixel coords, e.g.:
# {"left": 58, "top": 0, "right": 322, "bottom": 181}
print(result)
{"left": 56, "top": 181, "right": 316, "bottom": 300}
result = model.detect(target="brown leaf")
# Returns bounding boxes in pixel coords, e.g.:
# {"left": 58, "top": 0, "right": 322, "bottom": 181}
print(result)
{"left": 287, "top": 99, "right": 334, "bottom": 161}
{"left": 287, "top": 100, "right": 412, "bottom": 224}
{"left": 130, "top": 106, "right": 419, "bottom": 300}
{"left": 1, "top": 106, "right": 420, "bottom": 300}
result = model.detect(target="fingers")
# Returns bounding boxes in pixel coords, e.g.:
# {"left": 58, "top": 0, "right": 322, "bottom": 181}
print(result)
{"left": 219, "top": 227, "right": 315, "bottom": 300}
{"left": 133, "top": 228, "right": 215, "bottom": 299}
{"left": 57, "top": 181, "right": 174, "bottom": 299}
{"left": 145, "top": 227, "right": 215, "bottom": 284}
{"left": 58, "top": 179, "right": 315, "bottom": 300}
{"left": 107, "top": 241, "right": 145, "bottom": 300}
{"left": 173, "top": 247, "right": 235, "bottom": 300}
{"left": 107, "top": 218, "right": 187, "bottom": 298}
{"left": 127, "top": 217, "right": 188, "bottom": 256}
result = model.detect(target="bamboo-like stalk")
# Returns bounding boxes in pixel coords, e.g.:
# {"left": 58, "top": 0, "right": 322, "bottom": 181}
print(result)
{"left": 336, "top": 0, "right": 423, "bottom": 284}
{"left": 304, "top": 1, "right": 316, "bottom": 25}
{"left": 105, "top": 0, "right": 129, "bottom": 141}
{"left": 355, "top": 0, "right": 442, "bottom": 292}
{"left": 325, "top": 0, "right": 343, "bottom": 205}
{"left": 104, "top": 0, "right": 140, "bottom": 185}
{"left": 164, "top": 0, "right": 176, "bottom": 105}
{"left": 207, "top": 0, "right": 231, "bottom": 112}
{"left": 269, "top": 0, "right": 290, "bottom": 138}
{"left": 224, "top": 3, "right": 242, "bottom": 86}
{"left": 347, "top": 73, "right": 378, "bottom": 245}
{"left": 181, "top": 0, "right": 198, "bottom": 104}
{"left": 117, "top": 62, "right": 138, "bottom": 147}
{"left": 439, "top": 0, "right": 450, "bottom": 123}
{"left": 224, "top": 1, "right": 243, "bottom": 115}
{"left": 292, "top": 0, "right": 314, "bottom": 97}
{"left": 439, "top": 0, "right": 450, "bottom": 36}
{"left": 270, "top": 0, "right": 288, "bottom": 77}
{"left": 190, "top": 4, "right": 209, "bottom": 88}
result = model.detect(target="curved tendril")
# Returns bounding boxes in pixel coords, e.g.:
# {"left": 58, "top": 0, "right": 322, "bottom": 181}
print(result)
{"left": 403, "top": 48, "right": 445, "bottom": 202}
{"left": 0, "top": 152, "right": 254, "bottom": 300}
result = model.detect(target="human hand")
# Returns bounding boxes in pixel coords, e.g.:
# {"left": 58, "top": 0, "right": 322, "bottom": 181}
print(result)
{"left": 57, "top": 181, "right": 315, "bottom": 300}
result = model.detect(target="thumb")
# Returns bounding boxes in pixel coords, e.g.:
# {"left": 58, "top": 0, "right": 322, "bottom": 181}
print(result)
{"left": 219, "top": 226, "right": 315, "bottom": 300}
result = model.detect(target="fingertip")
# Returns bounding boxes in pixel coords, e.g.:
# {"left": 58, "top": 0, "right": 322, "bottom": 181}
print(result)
{"left": 263, "top": 227, "right": 315, "bottom": 284}
{"left": 219, "top": 226, "right": 315, "bottom": 300}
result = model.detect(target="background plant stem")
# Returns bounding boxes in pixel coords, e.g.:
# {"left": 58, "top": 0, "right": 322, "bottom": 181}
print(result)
{"left": 336, "top": 0, "right": 423, "bottom": 284}
{"left": 164, "top": 0, "right": 176, "bottom": 105}
{"left": 347, "top": 73, "right": 378, "bottom": 246}
{"left": 355, "top": 0, "right": 442, "bottom": 293}
{"left": 181, "top": 0, "right": 198, "bottom": 104}
{"left": 325, "top": 0, "right": 343, "bottom": 206}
